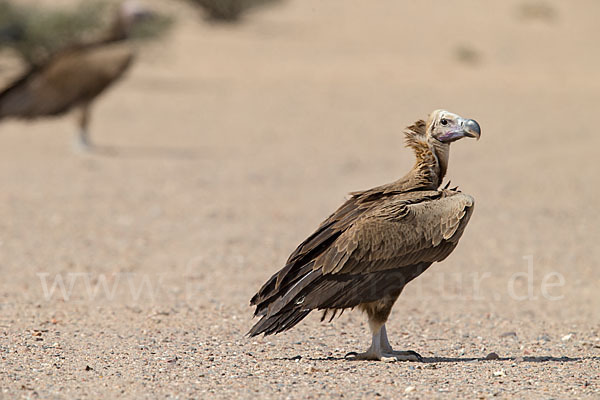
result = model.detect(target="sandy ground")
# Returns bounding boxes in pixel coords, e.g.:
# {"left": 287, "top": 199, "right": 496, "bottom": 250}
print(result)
{"left": 0, "top": 0, "right": 599, "bottom": 398}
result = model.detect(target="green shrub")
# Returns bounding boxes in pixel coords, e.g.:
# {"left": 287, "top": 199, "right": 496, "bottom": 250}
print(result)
{"left": 0, "top": 1, "right": 173, "bottom": 66}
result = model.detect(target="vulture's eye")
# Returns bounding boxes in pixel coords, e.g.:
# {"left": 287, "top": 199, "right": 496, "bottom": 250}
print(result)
{"left": 440, "top": 118, "right": 448, "bottom": 126}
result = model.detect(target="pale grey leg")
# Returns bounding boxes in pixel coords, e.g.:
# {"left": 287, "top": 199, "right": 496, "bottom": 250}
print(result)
{"left": 345, "top": 319, "right": 385, "bottom": 360}
{"left": 380, "top": 324, "right": 393, "bottom": 352}
{"left": 74, "top": 104, "right": 93, "bottom": 151}
{"left": 380, "top": 324, "right": 422, "bottom": 361}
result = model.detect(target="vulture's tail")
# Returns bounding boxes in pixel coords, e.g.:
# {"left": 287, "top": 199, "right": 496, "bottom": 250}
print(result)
{"left": 248, "top": 267, "right": 321, "bottom": 337}
{"left": 0, "top": 67, "right": 37, "bottom": 120}
{"left": 248, "top": 262, "right": 436, "bottom": 337}
{"left": 248, "top": 308, "right": 311, "bottom": 337}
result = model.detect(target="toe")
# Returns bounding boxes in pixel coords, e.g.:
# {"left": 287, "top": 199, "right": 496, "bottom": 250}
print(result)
{"left": 387, "top": 350, "right": 422, "bottom": 362}
{"left": 405, "top": 350, "right": 423, "bottom": 362}
{"left": 344, "top": 351, "right": 380, "bottom": 361}
{"left": 400, "top": 350, "right": 423, "bottom": 362}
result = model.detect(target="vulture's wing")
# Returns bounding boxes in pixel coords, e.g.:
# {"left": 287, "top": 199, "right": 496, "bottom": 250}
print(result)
{"left": 316, "top": 190, "right": 474, "bottom": 275}
{"left": 251, "top": 185, "right": 394, "bottom": 310}
{"left": 0, "top": 43, "right": 133, "bottom": 118}
{"left": 249, "top": 190, "right": 474, "bottom": 336}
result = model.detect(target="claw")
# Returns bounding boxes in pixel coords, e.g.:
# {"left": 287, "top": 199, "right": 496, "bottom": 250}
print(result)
{"left": 402, "top": 350, "right": 423, "bottom": 362}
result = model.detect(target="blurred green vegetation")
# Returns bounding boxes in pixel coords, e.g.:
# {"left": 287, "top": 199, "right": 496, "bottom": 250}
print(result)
{"left": 0, "top": 1, "right": 107, "bottom": 65}
{"left": 129, "top": 11, "right": 174, "bottom": 42}
{"left": 0, "top": 1, "right": 173, "bottom": 66}
{"left": 189, "top": 0, "right": 282, "bottom": 22}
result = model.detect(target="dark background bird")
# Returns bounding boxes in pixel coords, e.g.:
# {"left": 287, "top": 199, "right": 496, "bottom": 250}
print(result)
{"left": 0, "top": 0, "right": 172, "bottom": 151}
{"left": 187, "top": 0, "right": 283, "bottom": 22}
{"left": 249, "top": 110, "right": 481, "bottom": 361}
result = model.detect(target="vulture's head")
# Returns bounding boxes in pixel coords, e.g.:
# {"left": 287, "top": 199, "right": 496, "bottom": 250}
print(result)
{"left": 405, "top": 110, "right": 481, "bottom": 152}
{"left": 115, "top": 1, "right": 172, "bottom": 41}
{"left": 427, "top": 109, "right": 481, "bottom": 143}
{"left": 404, "top": 110, "right": 480, "bottom": 185}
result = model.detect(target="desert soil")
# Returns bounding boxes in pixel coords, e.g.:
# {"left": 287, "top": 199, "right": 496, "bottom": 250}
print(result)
{"left": 0, "top": 0, "right": 599, "bottom": 398}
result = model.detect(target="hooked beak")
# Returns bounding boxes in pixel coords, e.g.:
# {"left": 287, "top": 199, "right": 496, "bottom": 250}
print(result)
{"left": 462, "top": 118, "right": 481, "bottom": 140}
{"left": 438, "top": 118, "right": 481, "bottom": 143}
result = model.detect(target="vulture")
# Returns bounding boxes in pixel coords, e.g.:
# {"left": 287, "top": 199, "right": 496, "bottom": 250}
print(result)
{"left": 189, "top": 0, "right": 283, "bottom": 22}
{"left": 249, "top": 110, "right": 481, "bottom": 361}
{"left": 0, "top": 1, "right": 154, "bottom": 150}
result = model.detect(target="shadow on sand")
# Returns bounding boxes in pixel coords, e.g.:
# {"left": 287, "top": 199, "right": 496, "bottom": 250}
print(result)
{"left": 272, "top": 355, "right": 597, "bottom": 363}
{"left": 89, "top": 144, "right": 206, "bottom": 160}
{"left": 421, "top": 355, "right": 592, "bottom": 363}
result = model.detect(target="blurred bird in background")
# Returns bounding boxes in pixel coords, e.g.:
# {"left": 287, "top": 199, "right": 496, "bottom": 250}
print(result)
{"left": 187, "top": 0, "right": 283, "bottom": 23}
{"left": 0, "top": 0, "right": 172, "bottom": 151}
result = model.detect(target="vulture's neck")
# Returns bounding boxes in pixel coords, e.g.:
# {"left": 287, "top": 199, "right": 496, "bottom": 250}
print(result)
{"left": 399, "top": 121, "right": 449, "bottom": 191}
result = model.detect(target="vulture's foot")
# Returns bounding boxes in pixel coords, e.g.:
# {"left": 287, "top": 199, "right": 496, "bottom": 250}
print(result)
{"left": 344, "top": 350, "right": 381, "bottom": 361}
{"left": 344, "top": 349, "right": 422, "bottom": 362}
{"left": 75, "top": 143, "right": 94, "bottom": 153}
{"left": 385, "top": 350, "right": 422, "bottom": 362}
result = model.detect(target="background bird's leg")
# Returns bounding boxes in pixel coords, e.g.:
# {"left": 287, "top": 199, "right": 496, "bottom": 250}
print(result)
{"left": 75, "top": 104, "right": 92, "bottom": 151}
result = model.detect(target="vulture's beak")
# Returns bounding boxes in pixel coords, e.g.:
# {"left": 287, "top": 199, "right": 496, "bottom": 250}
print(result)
{"left": 439, "top": 118, "right": 481, "bottom": 142}
{"left": 462, "top": 119, "right": 481, "bottom": 140}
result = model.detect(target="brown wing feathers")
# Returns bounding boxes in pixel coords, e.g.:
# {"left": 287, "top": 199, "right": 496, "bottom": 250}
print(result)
{"left": 0, "top": 45, "right": 134, "bottom": 120}
{"left": 249, "top": 188, "right": 474, "bottom": 337}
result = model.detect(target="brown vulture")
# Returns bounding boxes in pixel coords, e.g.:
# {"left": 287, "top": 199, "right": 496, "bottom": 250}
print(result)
{"left": 0, "top": 1, "right": 154, "bottom": 150}
{"left": 249, "top": 110, "right": 481, "bottom": 361}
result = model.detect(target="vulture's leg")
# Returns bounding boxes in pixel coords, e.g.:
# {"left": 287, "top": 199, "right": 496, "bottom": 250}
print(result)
{"left": 380, "top": 324, "right": 422, "bottom": 361}
{"left": 345, "top": 317, "right": 386, "bottom": 360}
{"left": 75, "top": 104, "right": 92, "bottom": 151}
{"left": 380, "top": 324, "right": 393, "bottom": 352}
{"left": 345, "top": 320, "right": 420, "bottom": 361}
{"left": 346, "top": 296, "right": 421, "bottom": 362}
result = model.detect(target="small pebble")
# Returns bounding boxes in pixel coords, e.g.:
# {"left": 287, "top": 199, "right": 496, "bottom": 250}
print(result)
{"left": 561, "top": 334, "right": 572, "bottom": 341}
{"left": 485, "top": 352, "right": 500, "bottom": 360}
{"left": 404, "top": 386, "right": 416, "bottom": 393}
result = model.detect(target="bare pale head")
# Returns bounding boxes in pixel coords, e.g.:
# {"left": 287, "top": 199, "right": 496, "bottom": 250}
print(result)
{"left": 427, "top": 110, "right": 481, "bottom": 143}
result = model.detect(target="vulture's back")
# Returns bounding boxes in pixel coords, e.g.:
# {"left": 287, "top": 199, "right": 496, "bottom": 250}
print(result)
{"left": 0, "top": 43, "right": 134, "bottom": 119}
